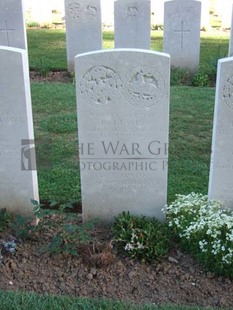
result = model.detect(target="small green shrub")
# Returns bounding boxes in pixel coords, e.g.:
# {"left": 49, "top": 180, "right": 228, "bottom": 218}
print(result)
{"left": 191, "top": 72, "right": 210, "bottom": 87}
{"left": 41, "top": 217, "right": 96, "bottom": 256}
{"left": 164, "top": 193, "right": 233, "bottom": 278}
{"left": 113, "top": 211, "right": 171, "bottom": 263}
{"left": 9, "top": 200, "right": 43, "bottom": 240}
{"left": 7, "top": 200, "right": 95, "bottom": 257}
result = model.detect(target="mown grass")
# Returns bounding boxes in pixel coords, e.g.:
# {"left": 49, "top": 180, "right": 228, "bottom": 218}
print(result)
{"left": 31, "top": 83, "right": 215, "bottom": 204}
{"left": 0, "top": 290, "right": 223, "bottom": 310}
{"left": 27, "top": 29, "right": 230, "bottom": 74}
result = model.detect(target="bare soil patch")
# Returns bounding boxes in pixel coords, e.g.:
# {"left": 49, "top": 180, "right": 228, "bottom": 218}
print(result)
{"left": 30, "top": 71, "right": 73, "bottom": 83}
{"left": 0, "top": 213, "right": 233, "bottom": 309}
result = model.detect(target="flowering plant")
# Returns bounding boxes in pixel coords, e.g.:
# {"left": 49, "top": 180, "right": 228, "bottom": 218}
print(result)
{"left": 113, "top": 211, "right": 171, "bottom": 262}
{"left": 164, "top": 192, "right": 233, "bottom": 277}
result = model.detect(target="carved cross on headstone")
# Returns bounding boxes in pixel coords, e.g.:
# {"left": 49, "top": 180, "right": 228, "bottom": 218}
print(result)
{"left": 0, "top": 20, "right": 14, "bottom": 46}
{"left": 174, "top": 21, "right": 190, "bottom": 48}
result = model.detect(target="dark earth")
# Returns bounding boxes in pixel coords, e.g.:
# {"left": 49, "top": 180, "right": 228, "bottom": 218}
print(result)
{"left": 0, "top": 212, "right": 233, "bottom": 309}
{"left": 0, "top": 72, "right": 232, "bottom": 309}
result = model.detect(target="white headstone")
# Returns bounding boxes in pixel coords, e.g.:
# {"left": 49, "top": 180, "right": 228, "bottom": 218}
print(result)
{"left": 64, "top": 0, "right": 102, "bottom": 72}
{"left": 229, "top": 4, "right": 233, "bottom": 57}
{"left": 0, "top": 0, "right": 27, "bottom": 49}
{"left": 75, "top": 49, "right": 170, "bottom": 222}
{"left": 114, "top": 0, "right": 151, "bottom": 49}
{"left": 0, "top": 46, "right": 39, "bottom": 216}
{"left": 163, "top": 0, "right": 201, "bottom": 73}
{"left": 208, "top": 57, "right": 233, "bottom": 209}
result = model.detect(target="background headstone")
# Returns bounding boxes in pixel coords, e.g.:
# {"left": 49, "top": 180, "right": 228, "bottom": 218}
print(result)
{"left": 0, "top": 0, "right": 27, "bottom": 49}
{"left": 114, "top": 0, "right": 151, "bottom": 49}
{"left": 0, "top": 47, "right": 39, "bottom": 216}
{"left": 229, "top": 4, "right": 233, "bottom": 57}
{"left": 208, "top": 57, "right": 233, "bottom": 209}
{"left": 75, "top": 49, "right": 170, "bottom": 222}
{"left": 64, "top": 0, "right": 102, "bottom": 71}
{"left": 163, "top": 0, "right": 201, "bottom": 73}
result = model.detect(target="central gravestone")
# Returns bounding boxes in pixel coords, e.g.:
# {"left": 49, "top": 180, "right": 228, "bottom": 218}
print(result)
{"left": 65, "top": 0, "right": 102, "bottom": 71}
{"left": 0, "top": 0, "right": 27, "bottom": 49}
{"left": 114, "top": 0, "right": 151, "bottom": 49}
{"left": 75, "top": 49, "right": 170, "bottom": 222}
{"left": 163, "top": 0, "right": 201, "bottom": 72}
{"left": 208, "top": 57, "right": 233, "bottom": 209}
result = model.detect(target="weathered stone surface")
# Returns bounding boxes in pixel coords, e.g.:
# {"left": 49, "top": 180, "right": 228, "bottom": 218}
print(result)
{"left": 163, "top": 0, "right": 201, "bottom": 72}
{"left": 208, "top": 57, "right": 233, "bottom": 209}
{"left": 75, "top": 49, "right": 170, "bottom": 222}
{"left": 114, "top": 0, "right": 151, "bottom": 49}
{"left": 64, "top": 0, "right": 102, "bottom": 71}
{"left": 0, "top": 0, "right": 27, "bottom": 49}
{"left": 0, "top": 47, "right": 39, "bottom": 215}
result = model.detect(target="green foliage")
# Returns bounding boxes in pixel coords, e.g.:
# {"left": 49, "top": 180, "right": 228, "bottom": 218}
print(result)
{"left": 0, "top": 209, "right": 11, "bottom": 233}
{"left": 9, "top": 215, "right": 36, "bottom": 240}
{"left": 9, "top": 200, "right": 43, "bottom": 240}
{"left": 165, "top": 193, "right": 233, "bottom": 278}
{"left": 34, "top": 57, "right": 51, "bottom": 77}
{"left": 41, "top": 216, "right": 96, "bottom": 256}
{"left": 31, "top": 199, "right": 44, "bottom": 219}
{"left": 5, "top": 200, "right": 94, "bottom": 257}
{"left": 191, "top": 72, "right": 210, "bottom": 87}
{"left": 113, "top": 212, "right": 171, "bottom": 263}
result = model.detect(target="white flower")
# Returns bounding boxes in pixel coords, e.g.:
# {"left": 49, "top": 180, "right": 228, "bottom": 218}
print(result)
{"left": 125, "top": 243, "right": 134, "bottom": 251}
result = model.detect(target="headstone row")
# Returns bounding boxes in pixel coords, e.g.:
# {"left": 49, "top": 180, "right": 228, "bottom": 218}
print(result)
{"left": 65, "top": 0, "right": 203, "bottom": 73}
{"left": 65, "top": 0, "right": 152, "bottom": 71}
{"left": 2, "top": 0, "right": 233, "bottom": 221}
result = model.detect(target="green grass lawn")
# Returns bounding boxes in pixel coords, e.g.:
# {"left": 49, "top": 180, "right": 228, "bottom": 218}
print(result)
{"left": 27, "top": 29, "right": 220, "bottom": 205}
{"left": 27, "top": 29, "right": 230, "bottom": 74}
{"left": 0, "top": 290, "right": 222, "bottom": 310}
{"left": 31, "top": 83, "right": 215, "bottom": 205}
{"left": 25, "top": 28, "right": 229, "bottom": 204}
